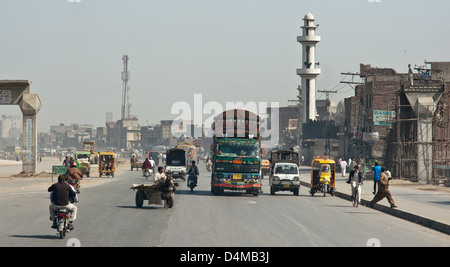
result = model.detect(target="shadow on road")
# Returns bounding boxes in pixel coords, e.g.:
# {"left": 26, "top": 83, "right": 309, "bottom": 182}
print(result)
{"left": 116, "top": 205, "right": 165, "bottom": 210}
{"left": 175, "top": 189, "right": 212, "bottom": 196}
{"left": 10, "top": 234, "right": 60, "bottom": 240}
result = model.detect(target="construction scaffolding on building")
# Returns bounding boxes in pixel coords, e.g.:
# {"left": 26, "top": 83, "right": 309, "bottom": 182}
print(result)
{"left": 388, "top": 70, "right": 450, "bottom": 186}
{"left": 343, "top": 63, "right": 450, "bottom": 186}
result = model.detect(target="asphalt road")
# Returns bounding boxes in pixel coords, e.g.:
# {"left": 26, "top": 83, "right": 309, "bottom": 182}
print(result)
{"left": 0, "top": 161, "right": 449, "bottom": 247}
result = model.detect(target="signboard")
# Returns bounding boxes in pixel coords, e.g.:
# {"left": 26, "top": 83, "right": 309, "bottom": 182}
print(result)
{"left": 26, "top": 119, "right": 32, "bottom": 162}
{"left": 52, "top": 165, "right": 67, "bottom": 175}
{"left": 373, "top": 110, "right": 396, "bottom": 126}
{"left": 362, "top": 132, "right": 379, "bottom": 142}
{"left": 52, "top": 165, "right": 67, "bottom": 182}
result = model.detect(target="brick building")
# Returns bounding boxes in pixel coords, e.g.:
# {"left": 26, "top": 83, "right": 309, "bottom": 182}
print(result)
{"left": 340, "top": 63, "right": 450, "bottom": 185}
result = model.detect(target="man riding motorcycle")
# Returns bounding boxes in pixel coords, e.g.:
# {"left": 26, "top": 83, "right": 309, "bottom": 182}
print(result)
{"left": 187, "top": 160, "right": 200, "bottom": 188}
{"left": 142, "top": 158, "right": 152, "bottom": 176}
{"left": 66, "top": 162, "right": 83, "bottom": 193}
{"left": 48, "top": 175, "right": 78, "bottom": 230}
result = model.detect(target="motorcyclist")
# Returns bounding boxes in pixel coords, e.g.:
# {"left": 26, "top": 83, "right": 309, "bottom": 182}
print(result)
{"left": 66, "top": 161, "right": 83, "bottom": 193}
{"left": 66, "top": 162, "right": 83, "bottom": 181}
{"left": 187, "top": 160, "right": 199, "bottom": 187}
{"left": 206, "top": 157, "right": 212, "bottom": 171}
{"left": 48, "top": 175, "right": 78, "bottom": 230}
{"left": 149, "top": 157, "right": 156, "bottom": 169}
{"left": 142, "top": 158, "right": 152, "bottom": 175}
{"left": 142, "top": 158, "right": 151, "bottom": 170}
{"left": 62, "top": 156, "right": 70, "bottom": 169}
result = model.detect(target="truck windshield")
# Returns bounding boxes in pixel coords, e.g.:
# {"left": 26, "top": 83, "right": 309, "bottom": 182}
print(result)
{"left": 217, "top": 142, "right": 260, "bottom": 158}
{"left": 274, "top": 164, "right": 298, "bottom": 174}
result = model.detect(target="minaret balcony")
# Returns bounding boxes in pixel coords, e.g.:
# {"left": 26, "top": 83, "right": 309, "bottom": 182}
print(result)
{"left": 297, "top": 68, "right": 321, "bottom": 77}
{"left": 297, "top": 35, "right": 321, "bottom": 44}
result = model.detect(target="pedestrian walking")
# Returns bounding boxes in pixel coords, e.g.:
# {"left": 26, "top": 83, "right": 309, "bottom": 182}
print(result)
{"left": 367, "top": 167, "right": 397, "bottom": 209}
{"left": 340, "top": 159, "right": 348, "bottom": 177}
{"left": 371, "top": 162, "right": 381, "bottom": 194}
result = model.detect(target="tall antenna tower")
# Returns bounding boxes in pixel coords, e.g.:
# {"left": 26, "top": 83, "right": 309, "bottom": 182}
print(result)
{"left": 121, "top": 55, "right": 131, "bottom": 119}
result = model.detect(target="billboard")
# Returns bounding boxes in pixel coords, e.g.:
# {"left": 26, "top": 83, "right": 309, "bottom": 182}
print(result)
{"left": 373, "top": 110, "right": 396, "bottom": 126}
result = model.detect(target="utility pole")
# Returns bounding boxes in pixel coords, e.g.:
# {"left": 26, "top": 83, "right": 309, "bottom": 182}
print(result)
{"left": 340, "top": 72, "right": 366, "bottom": 159}
{"left": 318, "top": 90, "right": 337, "bottom": 156}
{"left": 297, "top": 85, "right": 303, "bottom": 161}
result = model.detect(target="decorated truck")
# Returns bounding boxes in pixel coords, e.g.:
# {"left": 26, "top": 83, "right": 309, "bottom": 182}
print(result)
{"left": 210, "top": 109, "right": 262, "bottom": 196}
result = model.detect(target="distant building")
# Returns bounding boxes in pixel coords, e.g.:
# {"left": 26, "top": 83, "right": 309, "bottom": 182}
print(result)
{"left": 106, "top": 118, "right": 141, "bottom": 151}
{"left": 49, "top": 123, "right": 94, "bottom": 149}
{"left": 0, "top": 115, "right": 21, "bottom": 149}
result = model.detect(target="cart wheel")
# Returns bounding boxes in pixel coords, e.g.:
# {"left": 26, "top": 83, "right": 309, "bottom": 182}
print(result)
{"left": 99, "top": 173, "right": 102, "bottom": 178}
{"left": 136, "top": 190, "right": 144, "bottom": 208}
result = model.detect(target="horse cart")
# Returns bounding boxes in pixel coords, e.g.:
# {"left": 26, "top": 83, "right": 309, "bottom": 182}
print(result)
{"left": 130, "top": 160, "right": 142, "bottom": 171}
{"left": 131, "top": 180, "right": 178, "bottom": 209}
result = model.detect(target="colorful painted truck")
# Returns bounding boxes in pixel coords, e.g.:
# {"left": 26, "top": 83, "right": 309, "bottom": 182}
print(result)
{"left": 210, "top": 109, "right": 262, "bottom": 196}
{"left": 176, "top": 143, "right": 198, "bottom": 167}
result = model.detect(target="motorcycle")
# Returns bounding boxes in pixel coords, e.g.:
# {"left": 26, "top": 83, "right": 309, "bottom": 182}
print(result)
{"left": 143, "top": 168, "right": 153, "bottom": 179}
{"left": 68, "top": 180, "right": 80, "bottom": 194}
{"left": 55, "top": 208, "right": 71, "bottom": 239}
{"left": 188, "top": 175, "right": 197, "bottom": 192}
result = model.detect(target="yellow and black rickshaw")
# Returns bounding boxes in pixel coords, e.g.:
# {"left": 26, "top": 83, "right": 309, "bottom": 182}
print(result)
{"left": 99, "top": 151, "right": 116, "bottom": 177}
{"left": 310, "top": 156, "right": 336, "bottom": 197}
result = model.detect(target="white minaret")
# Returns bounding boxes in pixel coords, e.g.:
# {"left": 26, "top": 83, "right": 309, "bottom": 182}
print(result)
{"left": 297, "top": 12, "right": 321, "bottom": 122}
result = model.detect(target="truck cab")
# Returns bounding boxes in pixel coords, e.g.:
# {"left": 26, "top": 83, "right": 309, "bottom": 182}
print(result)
{"left": 269, "top": 150, "right": 300, "bottom": 196}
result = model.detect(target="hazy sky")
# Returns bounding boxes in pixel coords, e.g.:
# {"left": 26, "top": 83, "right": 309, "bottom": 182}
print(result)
{"left": 1, "top": 0, "right": 449, "bottom": 132}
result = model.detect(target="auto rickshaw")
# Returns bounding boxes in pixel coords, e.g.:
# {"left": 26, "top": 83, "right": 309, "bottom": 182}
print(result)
{"left": 99, "top": 151, "right": 116, "bottom": 177}
{"left": 310, "top": 156, "right": 336, "bottom": 197}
